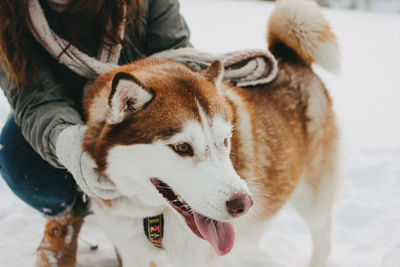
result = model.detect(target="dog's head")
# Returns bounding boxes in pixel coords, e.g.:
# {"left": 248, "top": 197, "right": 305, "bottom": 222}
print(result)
{"left": 83, "top": 59, "right": 252, "bottom": 255}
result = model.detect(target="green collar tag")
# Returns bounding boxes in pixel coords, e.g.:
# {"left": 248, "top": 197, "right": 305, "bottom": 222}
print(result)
{"left": 143, "top": 214, "right": 164, "bottom": 249}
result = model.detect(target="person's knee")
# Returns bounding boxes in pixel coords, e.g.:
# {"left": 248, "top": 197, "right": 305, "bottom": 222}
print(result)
{"left": 0, "top": 116, "right": 77, "bottom": 216}
{"left": 0, "top": 117, "right": 20, "bottom": 175}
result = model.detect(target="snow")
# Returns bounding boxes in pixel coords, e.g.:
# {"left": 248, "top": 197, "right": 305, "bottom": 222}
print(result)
{"left": 319, "top": 0, "right": 400, "bottom": 13}
{"left": 223, "top": 0, "right": 400, "bottom": 14}
{"left": 1, "top": 0, "right": 400, "bottom": 266}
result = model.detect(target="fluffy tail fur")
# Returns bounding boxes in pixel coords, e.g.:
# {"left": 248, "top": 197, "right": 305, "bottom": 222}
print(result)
{"left": 267, "top": 0, "right": 340, "bottom": 72}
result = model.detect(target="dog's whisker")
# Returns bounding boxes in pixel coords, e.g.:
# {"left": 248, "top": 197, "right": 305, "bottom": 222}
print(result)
{"left": 246, "top": 181, "right": 264, "bottom": 186}
{"left": 251, "top": 193, "right": 272, "bottom": 198}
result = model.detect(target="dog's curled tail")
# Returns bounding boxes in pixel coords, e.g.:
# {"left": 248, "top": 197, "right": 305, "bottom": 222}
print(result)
{"left": 267, "top": 0, "right": 340, "bottom": 72}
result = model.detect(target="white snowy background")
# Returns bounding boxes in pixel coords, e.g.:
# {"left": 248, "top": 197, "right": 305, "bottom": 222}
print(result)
{"left": 1, "top": 0, "right": 400, "bottom": 266}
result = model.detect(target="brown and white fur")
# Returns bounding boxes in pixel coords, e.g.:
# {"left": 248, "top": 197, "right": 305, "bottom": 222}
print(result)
{"left": 82, "top": 0, "right": 340, "bottom": 266}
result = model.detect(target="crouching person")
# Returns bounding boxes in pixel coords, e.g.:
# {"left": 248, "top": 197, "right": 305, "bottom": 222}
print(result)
{"left": 0, "top": 0, "right": 192, "bottom": 265}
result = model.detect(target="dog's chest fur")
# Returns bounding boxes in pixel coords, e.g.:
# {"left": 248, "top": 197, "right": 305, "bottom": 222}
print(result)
{"left": 91, "top": 198, "right": 215, "bottom": 266}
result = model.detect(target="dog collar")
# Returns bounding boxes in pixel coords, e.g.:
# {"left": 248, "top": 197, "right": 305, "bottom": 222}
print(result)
{"left": 143, "top": 214, "right": 164, "bottom": 249}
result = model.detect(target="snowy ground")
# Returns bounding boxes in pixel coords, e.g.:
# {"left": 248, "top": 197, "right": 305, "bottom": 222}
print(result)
{"left": 1, "top": 0, "right": 400, "bottom": 266}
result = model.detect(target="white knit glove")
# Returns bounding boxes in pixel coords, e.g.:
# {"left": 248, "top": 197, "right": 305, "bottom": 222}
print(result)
{"left": 56, "top": 125, "right": 122, "bottom": 200}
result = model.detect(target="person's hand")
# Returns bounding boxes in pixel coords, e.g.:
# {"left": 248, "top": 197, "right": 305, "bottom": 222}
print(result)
{"left": 56, "top": 125, "right": 122, "bottom": 199}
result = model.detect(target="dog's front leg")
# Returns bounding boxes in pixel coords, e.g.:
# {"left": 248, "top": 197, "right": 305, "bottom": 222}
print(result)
{"left": 116, "top": 247, "right": 152, "bottom": 267}
{"left": 92, "top": 202, "right": 158, "bottom": 267}
{"left": 107, "top": 225, "right": 158, "bottom": 267}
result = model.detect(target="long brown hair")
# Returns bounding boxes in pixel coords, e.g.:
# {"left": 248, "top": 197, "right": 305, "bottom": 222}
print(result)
{"left": 0, "top": 0, "right": 142, "bottom": 88}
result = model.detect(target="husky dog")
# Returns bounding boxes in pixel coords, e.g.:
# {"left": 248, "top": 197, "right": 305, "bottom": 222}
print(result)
{"left": 82, "top": 0, "right": 340, "bottom": 266}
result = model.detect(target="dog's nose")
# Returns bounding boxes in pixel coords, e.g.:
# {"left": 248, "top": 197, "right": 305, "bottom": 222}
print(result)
{"left": 226, "top": 193, "right": 253, "bottom": 217}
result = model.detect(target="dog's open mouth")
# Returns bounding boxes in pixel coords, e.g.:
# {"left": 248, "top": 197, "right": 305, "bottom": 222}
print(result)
{"left": 151, "top": 178, "right": 235, "bottom": 256}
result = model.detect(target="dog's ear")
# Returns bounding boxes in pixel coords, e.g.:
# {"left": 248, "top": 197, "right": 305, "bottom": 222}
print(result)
{"left": 204, "top": 60, "right": 224, "bottom": 85}
{"left": 107, "top": 72, "right": 154, "bottom": 125}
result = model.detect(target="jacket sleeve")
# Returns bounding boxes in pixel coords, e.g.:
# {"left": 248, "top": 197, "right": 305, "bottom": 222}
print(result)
{"left": 144, "top": 0, "right": 192, "bottom": 55}
{"left": 0, "top": 53, "right": 84, "bottom": 168}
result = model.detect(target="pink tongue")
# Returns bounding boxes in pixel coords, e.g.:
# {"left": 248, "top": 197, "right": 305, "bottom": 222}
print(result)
{"left": 193, "top": 212, "right": 235, "bottom": 256}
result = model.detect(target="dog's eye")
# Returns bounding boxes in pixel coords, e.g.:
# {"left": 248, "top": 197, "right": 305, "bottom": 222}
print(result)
{"left": 171, "top": 143, "right": 193, "bottom": 156}
{"left": 224, "top": 138, "right": 229, "bottom": 147}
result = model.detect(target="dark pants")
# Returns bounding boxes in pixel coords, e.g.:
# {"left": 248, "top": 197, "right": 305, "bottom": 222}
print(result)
{"left": 0, "top": 116, "right": 78, "bottom": 216}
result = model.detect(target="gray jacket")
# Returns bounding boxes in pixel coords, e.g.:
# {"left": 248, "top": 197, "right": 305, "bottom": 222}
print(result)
{"left": 0, "top": 0, "right": 191, "bottom": 167}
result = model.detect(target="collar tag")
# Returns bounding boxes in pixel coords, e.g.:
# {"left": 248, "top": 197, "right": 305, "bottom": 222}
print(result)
{"left": 143, "top": 214, "right": 164, "bottom": 249}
